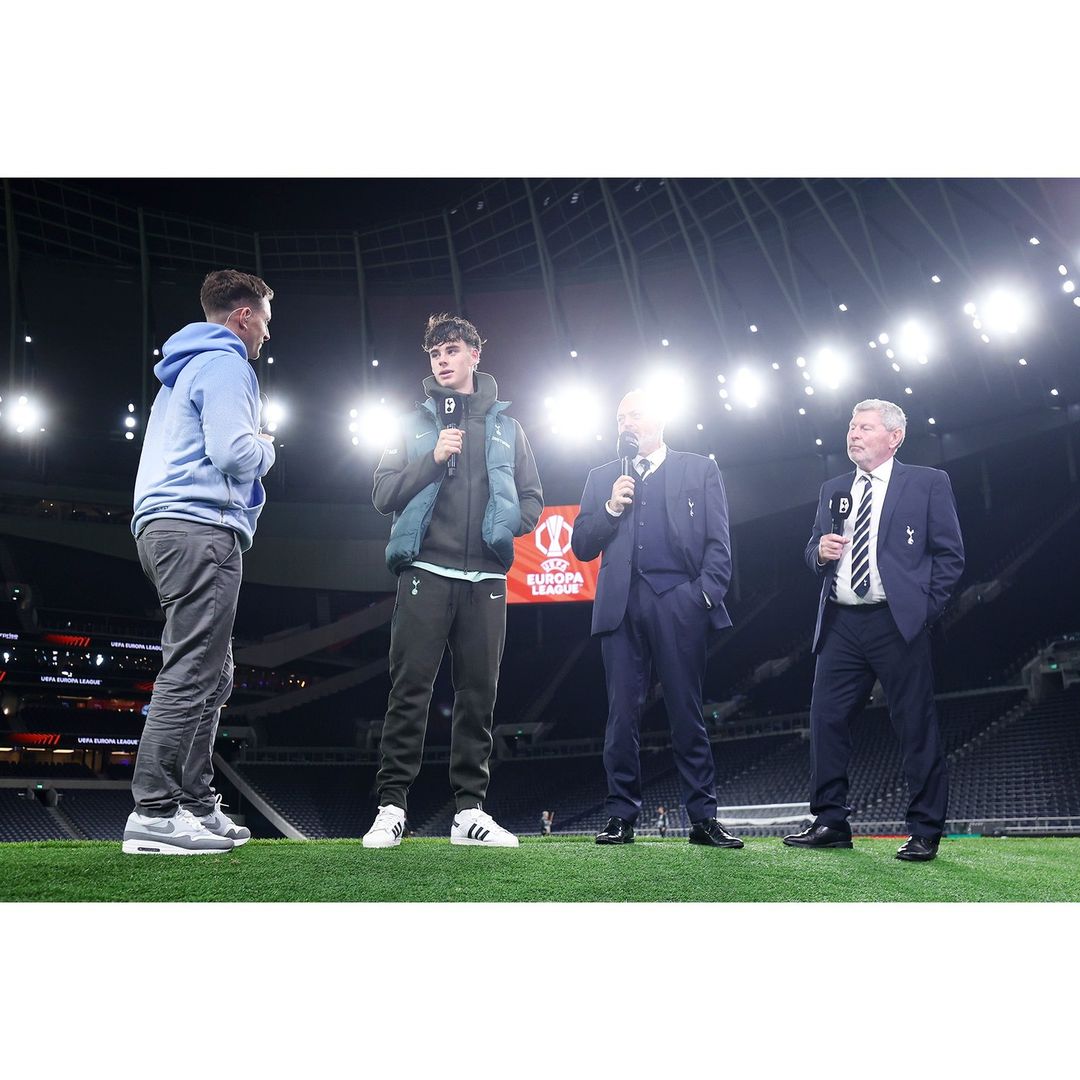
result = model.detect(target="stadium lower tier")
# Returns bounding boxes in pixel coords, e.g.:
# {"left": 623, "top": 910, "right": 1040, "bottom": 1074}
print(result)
{"left": 2, "top": 684, "right": 1077, "bottom": 842}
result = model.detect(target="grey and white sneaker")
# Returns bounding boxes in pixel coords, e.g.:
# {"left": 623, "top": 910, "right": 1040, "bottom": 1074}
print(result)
{"left": 362, "top": 804, "right": 406, "bottom": 848}
{"left": 195, "top": 794, "right": 251, "bottom": 846}
{"left": 451, "top": 808, "right": 519, "bottom": 847}
{"left": 122, "top": 807, "right": 235, "bottom": 855}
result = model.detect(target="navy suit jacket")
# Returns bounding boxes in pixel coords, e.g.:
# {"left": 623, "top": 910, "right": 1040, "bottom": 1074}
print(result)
{"left": 572, "top": 450, "right": 733, "bottom": 636}
{"left": 806, "top": 459, "right": 965, "bottom": 652}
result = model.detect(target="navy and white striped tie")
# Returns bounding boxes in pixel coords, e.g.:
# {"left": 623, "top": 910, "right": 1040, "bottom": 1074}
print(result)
{"left": 850, "top": 475, "right": 873, "bottom": 598}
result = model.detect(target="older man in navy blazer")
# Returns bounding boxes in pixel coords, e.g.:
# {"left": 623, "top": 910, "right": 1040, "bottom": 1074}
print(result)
{"left": 572, "top": 390, "right": 742, "bottom": 848}
{"left": 785, "top": 398, "right": 965, "bottom": 861}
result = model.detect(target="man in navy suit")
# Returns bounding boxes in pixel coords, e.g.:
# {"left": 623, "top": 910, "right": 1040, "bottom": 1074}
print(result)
{"left": 784, "top": 399, "right": 965, "bottom": 861}
{"left": 571, "top": 390, "right": 742, "bottom": 848}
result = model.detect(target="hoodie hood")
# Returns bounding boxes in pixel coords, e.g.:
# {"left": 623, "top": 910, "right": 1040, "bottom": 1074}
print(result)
{"left": 422, "top": 370, "right": 500, "bottom": 417}
{"left": 155, "top": 322, "right": 249, "bottom": 388}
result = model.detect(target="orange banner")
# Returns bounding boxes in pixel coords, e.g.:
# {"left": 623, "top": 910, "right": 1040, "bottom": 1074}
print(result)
{"left": 507, "top": 505, "right": 599, "bottom": 605}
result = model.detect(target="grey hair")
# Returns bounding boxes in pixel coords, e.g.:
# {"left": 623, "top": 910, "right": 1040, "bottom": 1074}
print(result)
{"left": 853, "top": 398, "right": 907, "bottom": 443}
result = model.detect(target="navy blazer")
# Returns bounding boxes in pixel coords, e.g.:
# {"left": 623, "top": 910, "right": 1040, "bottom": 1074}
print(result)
{"left": 572, "top": 450, "right": 733, "bottom": 636}
{"left": 805, "top": 459, "right": 965, "bottom": 651}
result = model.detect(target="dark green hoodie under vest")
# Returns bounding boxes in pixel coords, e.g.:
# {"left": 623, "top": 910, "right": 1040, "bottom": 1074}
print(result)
{"left": 372, "top": 371, "right": 544, "bottom": 575}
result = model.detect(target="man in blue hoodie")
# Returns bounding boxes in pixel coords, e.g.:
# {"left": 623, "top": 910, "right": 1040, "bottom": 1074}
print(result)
{"left": 123, "top": 269, "right": 276, "bottom": 855}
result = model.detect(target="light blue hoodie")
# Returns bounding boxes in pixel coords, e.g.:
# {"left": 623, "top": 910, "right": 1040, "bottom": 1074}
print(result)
{"left": 131, "top": 322, "right": 275, "bottom": 552}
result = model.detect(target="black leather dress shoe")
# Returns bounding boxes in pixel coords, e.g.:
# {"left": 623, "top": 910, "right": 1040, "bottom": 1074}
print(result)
{"left": 689, "top": 818, "right": 744, "bottom": 848}
{"left": 896, "top": 835, "right": 939, "bottom": 861}
{"left": 782, "top": 823, "right": 853, "bottom": 849}
{"left": 595, "top": 817, "right": 635, "bottom": 844}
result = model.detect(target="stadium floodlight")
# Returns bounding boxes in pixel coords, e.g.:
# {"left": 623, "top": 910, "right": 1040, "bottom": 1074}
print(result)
{"left": 696, "top": 423, "right": 704, "bottom": 431}
{"left": 660, "top": 338, "right": 670, "bottom": 347}
{"left": 570, "top": 350, "right": 578, "bottom": 359}
{"left": 981, "top": 289, "right": 1027, "bottom": 335}
{"left": 545, "top": 386, "right": 603, "bottom": 441}
{"left": 123, "top": 416, "right": 136, "bottom": 429}
{"left": 262, "top": 399, "right": 287, "bottom": 434}
{"left": 896, "top": 320, "right": 932, "bottom": 363}
{"left": 838, "top": 303, "right": 848, "bottom": 312}
{"left": 1064, "top": 281, "right": 1076, "bottom": 294}
{"left": 795, "top": 355, "right": 807, "bottom": 367}
{"left": 804, "top": 385, "right": 815, "bottom": 396}
{"left": 878, "top": 332, "right": 889, "bottom": 345}
{"left": 24, "top": 335, "right": 32, "bottom": 344}
{"left": 1059, "top": 265, "right": 1068, "bottom": 275}
{"left": 1074, "top": 297, "right": 1080, "bottom": 307}
{"left": 963, "top": 301, "right": 977, "bottom": 316}
{"left": 267, "top": 356, "right": 275, "bottom": 366}
{"left": 771, "top": 362, "right": 780, "bottom": 370}
{"left": 904, "top": 387, "right": 913, "bottom": 395}
{"left": 928, "top": 417, "right": 937, "bottom": 425}
{"left": 353, "top": 401, "right": 399, "bottom": 449}
{"left": 812, "top": 347, "right": 847, "bottom": 390}
{"left": 815, "top": 438, "right": 822, "bottom": 446}
{"left": 1050, "top": 388, "right": 1060, "bottom": 396}
{"left": 1029, "top": 236, "right": 1040, "bottom": 245}
{"left": 798, "top": 407, "right": 806, "bottom": 415}
{"left": 642, "top": 369, "right": 689, "bottom": 423}
{"left": 125, "top": 432, "right": 134, "bottom": 441}
{"left": 7, "top": 395, "right": 43, "bottom": 435}
{"left": 749, "top": 324, "right": 759, "bottom": 333}
{"left": 127, "top": 403, "right": 135, "bottom": 413}
{"left": 931, "top": 275, "right": 941, "bottom": 284}
{"left": 732, "top": 367, "right": 764, "bottom": 409}
{"left": 1019, "top": 358, "right": 1028, "bottom": 366}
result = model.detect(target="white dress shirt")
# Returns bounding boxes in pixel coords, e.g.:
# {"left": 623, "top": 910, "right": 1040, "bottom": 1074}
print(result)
{"left": 832, "top": 455, "right": 893, "bottom": 605}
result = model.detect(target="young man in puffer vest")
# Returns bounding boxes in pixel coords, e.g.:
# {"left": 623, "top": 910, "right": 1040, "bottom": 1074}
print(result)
{"left": 363, "top": 314, "right": 543, "bottom": 848}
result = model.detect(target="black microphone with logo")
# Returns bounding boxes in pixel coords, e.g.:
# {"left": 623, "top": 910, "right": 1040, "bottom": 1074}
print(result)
{"left": 829, "top": 489, "right": 853, "bottom": 536}
{"left": 443, "top": 393, "right": 465, "bottom": 478}
{"left": 617, "top": 430, "right": 640, "bottom": 492}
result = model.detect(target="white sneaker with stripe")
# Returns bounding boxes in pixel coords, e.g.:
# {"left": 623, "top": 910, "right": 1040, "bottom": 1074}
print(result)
{"left": 362, "top": 804, "right": 406, "bottom": 848}
{"left": 196, "top": 794, "right": 251, "bottom": 846}
{"left": 451, "top": 808, "right": 519, "bottom": 847}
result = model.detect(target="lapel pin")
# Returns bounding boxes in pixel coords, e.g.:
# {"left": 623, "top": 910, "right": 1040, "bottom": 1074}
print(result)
{"left": 688, "top": 498, "right": 695, "bottom": 518}
{"left": 906, "top": 526, "right": 915, "bottom": 545}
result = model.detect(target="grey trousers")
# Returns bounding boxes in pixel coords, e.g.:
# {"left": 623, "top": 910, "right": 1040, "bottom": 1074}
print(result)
{"left": 132, "top": 519, "right": 242, "bottom": 817}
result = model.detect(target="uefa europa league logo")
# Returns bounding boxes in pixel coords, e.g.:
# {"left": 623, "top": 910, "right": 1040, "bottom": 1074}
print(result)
{"left": 536, "top": 514, "right": 572, "bottom": 558}
{"left": 536, "top": 514, "right": 573, "bottom": 573}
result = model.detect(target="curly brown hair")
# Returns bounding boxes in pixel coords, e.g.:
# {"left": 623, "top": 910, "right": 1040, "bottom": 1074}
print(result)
{"left": 200, "top": 269, "right": 274, "bottom": 320}
{"left": 422, "top": 313, "right": 484, "bottom": 354}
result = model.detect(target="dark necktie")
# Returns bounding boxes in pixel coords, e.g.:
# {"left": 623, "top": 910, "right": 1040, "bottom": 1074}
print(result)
{"left": 637, "top": 459, "right": 651, "bottom": 481}
{"left": 850, "top": 475, "right": 873, "bottom": 598}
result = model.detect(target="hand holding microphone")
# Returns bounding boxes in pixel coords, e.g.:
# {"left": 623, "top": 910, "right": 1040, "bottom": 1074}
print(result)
{"left": 607, "top": 474, "right": 635, "bottom": 514}
{"left": 819, "top": 489, "right": 853, "bottom": 563}
{"left": 434, "top": 427, "right": 463, "bottom": 465}
{"left": 435, "top": 393, "right": 466, "bottom": 475}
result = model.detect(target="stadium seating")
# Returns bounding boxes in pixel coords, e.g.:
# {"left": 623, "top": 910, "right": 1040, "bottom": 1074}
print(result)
{"left": 0, "top": 790, "right": 70, "bottom": 842}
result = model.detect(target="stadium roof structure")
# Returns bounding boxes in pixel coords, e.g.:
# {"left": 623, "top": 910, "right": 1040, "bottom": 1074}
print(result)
{"left": 1, "top": 177, "right": 1079, "bottom": 497}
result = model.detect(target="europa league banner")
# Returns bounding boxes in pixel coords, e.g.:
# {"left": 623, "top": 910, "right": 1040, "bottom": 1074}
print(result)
{"left": 507, "top": 505, "right": 599, "bottom": 605}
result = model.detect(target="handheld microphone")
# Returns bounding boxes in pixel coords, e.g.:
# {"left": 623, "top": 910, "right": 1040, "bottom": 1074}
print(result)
{"left": 443, "top": 393, "right": 464, "bottom": 478}
{"left": 828, "top": 489, "right": 853, "bottom": 535}
{"left": 617, "top": 430, "right": 640, "bottom": 479}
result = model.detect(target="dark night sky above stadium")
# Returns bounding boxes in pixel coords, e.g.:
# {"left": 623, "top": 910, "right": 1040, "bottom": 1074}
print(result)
{"left": 68, "top": 178, "right": 489, "bottom": 231}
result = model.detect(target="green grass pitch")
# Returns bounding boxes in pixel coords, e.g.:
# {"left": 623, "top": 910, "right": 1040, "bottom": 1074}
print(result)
{"left": 1, "top": 836, "right": 1078, "bottom": 902}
